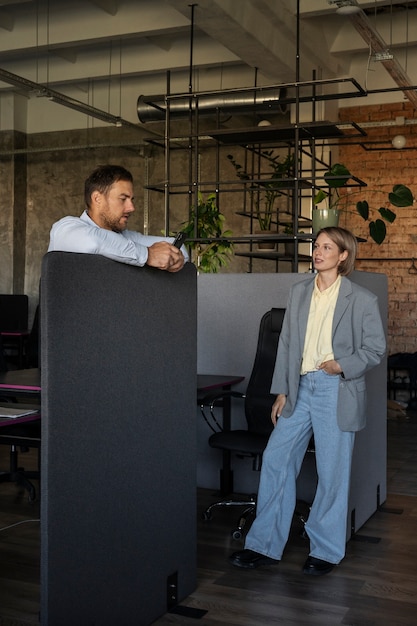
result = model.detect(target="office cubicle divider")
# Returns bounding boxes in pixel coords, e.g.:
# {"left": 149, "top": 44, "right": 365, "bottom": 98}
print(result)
{"left": 40, "top": 252, "right": 197, "bottom": 626}
{"left": 196, "top": 270, "right": 388, "bottom": 538}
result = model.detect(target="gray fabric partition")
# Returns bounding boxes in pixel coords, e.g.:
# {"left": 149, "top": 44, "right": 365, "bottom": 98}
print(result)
{"left": 197, "top": 271, "right": 387, "bottom": 537}
{"left": 40, "top": 252, "right": 197, "bottom": 626}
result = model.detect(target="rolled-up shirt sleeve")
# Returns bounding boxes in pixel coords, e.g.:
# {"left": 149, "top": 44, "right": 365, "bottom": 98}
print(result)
{"left": 48, "top": 215, "right": 189, "bottom": 266}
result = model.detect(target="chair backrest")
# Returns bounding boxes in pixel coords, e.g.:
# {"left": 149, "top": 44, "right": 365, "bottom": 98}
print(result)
{"left": 0, "top": 294, "right": 29, "bottom": 331}
{"left": 244, "top": 308, "right": 285, "bottom": 436}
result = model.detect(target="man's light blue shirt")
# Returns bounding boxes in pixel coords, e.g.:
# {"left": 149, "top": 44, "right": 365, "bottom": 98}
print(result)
{"left": 48, "top": 211, "right": 189, "bottom": 266}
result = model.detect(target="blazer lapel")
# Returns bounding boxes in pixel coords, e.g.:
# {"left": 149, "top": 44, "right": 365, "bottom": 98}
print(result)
{"left": 298, "top": 277, "right": 315, "bottom": 347}
{"left": 332, "top": 276, "right": 352, "bottom": 336}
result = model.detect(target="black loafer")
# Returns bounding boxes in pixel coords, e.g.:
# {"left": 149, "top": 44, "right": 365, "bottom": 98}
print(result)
{"left": 303, "top": 556, "right": 335, "bottom": 576}
{"left": 229, "top": 549, "right": 279, "bottom": 569}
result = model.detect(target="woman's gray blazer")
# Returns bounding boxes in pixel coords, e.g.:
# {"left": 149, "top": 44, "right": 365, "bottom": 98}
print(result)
{"left": 270, "top": 275, "right": 386, "bottom": 432}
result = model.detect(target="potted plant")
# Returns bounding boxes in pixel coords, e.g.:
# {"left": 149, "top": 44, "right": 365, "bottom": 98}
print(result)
{"left": 227, "top": 151, "right": 295, "bottom": 248}
{"left": 180, "top": 192, "right": 234, "bottom": 272}
{"left": 313, "top": 163, "right": 414, "bottom": 244}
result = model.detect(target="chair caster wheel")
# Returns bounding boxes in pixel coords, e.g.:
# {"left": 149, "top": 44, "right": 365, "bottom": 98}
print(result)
{"left": 231, "top": 529, "right": 242, "bottom": 540}
{"left": 202, "top": 511, "right": 212, "bottom": 521}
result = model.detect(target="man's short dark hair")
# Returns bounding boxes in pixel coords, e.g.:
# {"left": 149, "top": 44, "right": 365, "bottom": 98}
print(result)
{"left": 84, "top": 164, "right": 133, "bottom": 209}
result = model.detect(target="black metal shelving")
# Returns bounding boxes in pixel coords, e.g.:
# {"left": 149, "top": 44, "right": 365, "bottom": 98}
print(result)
{"left": 144, "top": 79, "right": 367, "bottom": 273}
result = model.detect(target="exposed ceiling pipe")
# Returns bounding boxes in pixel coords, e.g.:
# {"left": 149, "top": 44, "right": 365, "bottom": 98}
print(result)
{"left": 348, "top": 6, "right": 417, "bottom": 109}
{"left": 0, "top": 66, "right": 140, "bottom": 129}
{"left": 137, "top": 89, "right": 286, "bottom": 123}
{"left": 0, "top": 140, "right": 147, "bottom": 157}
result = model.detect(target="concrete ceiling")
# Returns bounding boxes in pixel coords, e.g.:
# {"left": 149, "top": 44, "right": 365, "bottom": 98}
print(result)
{"left": 0, "top": 0, "right": 415, "bottom": 129}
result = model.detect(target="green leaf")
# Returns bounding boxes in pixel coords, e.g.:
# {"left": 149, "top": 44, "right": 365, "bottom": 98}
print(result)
{"left": 356, "top": 200, "right": 369, "bottom": 220}
{"left": 324, "top": 163, "right": 351, "bottom": 188}
{"left": 369, "top": 219, "right": 386, "bottom": 244}
{"left": 183, "top": 191, "right": 234, "bottom": 271}
{"left": 313, "top": 190, "right": 328, "bottom": 205}
{"left": 389, "top": 184, "right": 414, "bottom": 207}
{"left": 379, "top": 207, "right": 396, "bottom": 223}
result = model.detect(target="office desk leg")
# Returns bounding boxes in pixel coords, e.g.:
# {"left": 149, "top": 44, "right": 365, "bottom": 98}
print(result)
{"left": 219, "top": 391, "right": 233, "bottom": 495}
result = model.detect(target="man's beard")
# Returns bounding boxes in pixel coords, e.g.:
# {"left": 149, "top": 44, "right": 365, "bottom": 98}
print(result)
{"left": 100, "top": 212, "right": 127, "bottom": 233}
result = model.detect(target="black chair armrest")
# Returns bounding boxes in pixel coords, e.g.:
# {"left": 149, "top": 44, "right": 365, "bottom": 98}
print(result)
{"left": 200, "top": 389, "right": 245, "bottom": 407}
{"left": 200, "top": 390, "right": 245, "bottom": 433}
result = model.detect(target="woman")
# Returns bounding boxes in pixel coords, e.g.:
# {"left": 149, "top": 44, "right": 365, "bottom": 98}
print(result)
{"left": 230, "top": 227, "right": 386, "bottom": 575}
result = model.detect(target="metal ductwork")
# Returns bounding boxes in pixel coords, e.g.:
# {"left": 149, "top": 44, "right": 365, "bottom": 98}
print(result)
{"left": 137, "top": 88, "right": 288, "bottom": 123}
{"left": 349, "top": 4, "right": 417, "bottom": 109}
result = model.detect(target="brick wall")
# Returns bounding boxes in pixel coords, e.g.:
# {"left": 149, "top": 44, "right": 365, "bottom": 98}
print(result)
{"left": 337, "top": 103, "right": 417, "bottom": 355}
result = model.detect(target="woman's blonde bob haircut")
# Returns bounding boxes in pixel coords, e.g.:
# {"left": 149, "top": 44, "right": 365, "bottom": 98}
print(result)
{"left": 315, "top": 226, "right": 357, "bottom": 276}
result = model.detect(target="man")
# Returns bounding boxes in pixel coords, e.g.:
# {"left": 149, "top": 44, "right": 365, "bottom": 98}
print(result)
{"left": 48, "top": 164, "right": 188, "bottom": 272}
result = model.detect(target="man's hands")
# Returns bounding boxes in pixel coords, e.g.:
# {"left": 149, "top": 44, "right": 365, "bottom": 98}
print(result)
{"left": 271, "top": 394, "right": 286, "bottom": 426}
{"left": 146, "top": 241, "right": 185, "bottom": 273}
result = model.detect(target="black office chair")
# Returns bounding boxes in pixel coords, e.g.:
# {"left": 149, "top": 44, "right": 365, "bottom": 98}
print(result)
{"left": 201, "top": 307, "right": 315, "bottom": 539}
{"left": 0, "top": 422, "right": 41, "bottom": 503}
{"left": 201, "top": 308, "right": 286, "bottom": 539}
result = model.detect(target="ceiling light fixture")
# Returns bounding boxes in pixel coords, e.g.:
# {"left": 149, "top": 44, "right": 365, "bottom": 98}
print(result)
{"left": 373, "top": 50, "right": 394, "bottom": 62}
{"left": 328, "top": 0, "right": 361, "bottom": 15}
{"left": 392, "top": 135, "right": 407, "bottom": 149}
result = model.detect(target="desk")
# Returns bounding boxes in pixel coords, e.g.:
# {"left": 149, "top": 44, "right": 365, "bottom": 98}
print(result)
{"left": 0, "top": 371, "right": 41, "bottom": 454}
{"left": 0, "top": 410, "right": 40, "bottom": 428}
{"left": 0, "top": 367, "right": 41, "bottom": 398}
{"left": 0, "top": 371, "right": 243, "bottom": 496}
{"left": 197, "top": 374, "right": 244, "bottom": 390}
{"left": 1, "top": 369, "right": 239, "bottom": 393}
{"left": 197, "top": 374, "right": 245, "bottom": 495}
{"left": 0, "top": 370, "right": 240, "bottom": 402}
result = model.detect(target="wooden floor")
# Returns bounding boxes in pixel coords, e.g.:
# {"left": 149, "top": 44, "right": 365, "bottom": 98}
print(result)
{"left": 1, "top": 411, "right": 417, "bottom": 626}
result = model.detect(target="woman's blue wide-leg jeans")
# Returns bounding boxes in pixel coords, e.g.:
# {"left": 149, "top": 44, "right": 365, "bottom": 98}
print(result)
{"left": 245, "top": 369, "right": 355, "bottom": 564}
